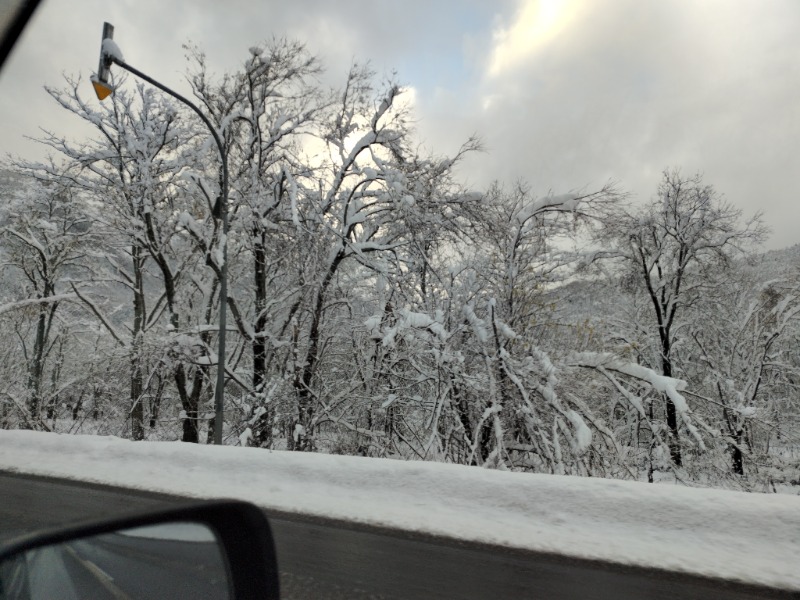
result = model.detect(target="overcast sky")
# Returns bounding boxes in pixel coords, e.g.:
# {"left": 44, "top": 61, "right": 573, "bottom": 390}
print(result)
{"left": 1, "top": 0, "right": 798, "bottom": 249}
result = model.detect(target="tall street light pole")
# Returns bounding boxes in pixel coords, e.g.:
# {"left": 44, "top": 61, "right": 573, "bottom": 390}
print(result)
{"left": 93, "top": 22, "right": 229, "bottom": 445}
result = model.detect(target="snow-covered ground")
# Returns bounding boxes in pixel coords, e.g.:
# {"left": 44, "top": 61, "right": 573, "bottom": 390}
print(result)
{"left": 1, "top": 430, "right": 798, "bottom": 591}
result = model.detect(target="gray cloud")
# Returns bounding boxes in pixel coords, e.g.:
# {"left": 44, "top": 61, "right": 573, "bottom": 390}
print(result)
{"left": 0, "top": 0, "right": 503, "bottom": 157}
{"left": 420, "top": 1, "right": 800, "bottom": 248}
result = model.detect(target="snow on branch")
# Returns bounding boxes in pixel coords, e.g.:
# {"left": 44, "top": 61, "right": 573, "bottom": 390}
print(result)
{"left": 569, "top": 352, "right": 705, "bottom": 449}
{"left": 462, "top": 304, "right": 488, "bottom": 343}
{"left": 570, "top": 352, "right": 689, "bottom": 414}
{"left": 0, "top": 294, "right": 75, "bottom": 316}
{"left": 69, "top": 283, "right": 126, "bottom": 347}
{"left": 378, "top": 308, "right": 448, "bottom": 347}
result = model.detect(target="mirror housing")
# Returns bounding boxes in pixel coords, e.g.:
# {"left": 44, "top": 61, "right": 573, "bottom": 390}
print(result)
{"left": 0, "top": 500, "right": 279, "bottom": 600}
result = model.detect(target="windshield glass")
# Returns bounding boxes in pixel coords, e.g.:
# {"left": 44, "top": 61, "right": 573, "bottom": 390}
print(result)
{"left": 0, "top": 1, "right": 799, "bottom": 595}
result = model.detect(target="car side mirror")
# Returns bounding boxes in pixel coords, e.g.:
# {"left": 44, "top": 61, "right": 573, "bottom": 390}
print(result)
{"left": 0, "top": 500, "right": 279, "bottom": 600}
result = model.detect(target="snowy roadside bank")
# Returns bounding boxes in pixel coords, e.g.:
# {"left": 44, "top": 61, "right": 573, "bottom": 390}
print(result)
{"left": 1, "top": 430, "right": 798, "bottom": 590}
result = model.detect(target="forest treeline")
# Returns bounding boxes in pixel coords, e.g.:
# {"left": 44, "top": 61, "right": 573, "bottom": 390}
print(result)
{"left": 1, "top": 40, "right": 798, "bottom": 492}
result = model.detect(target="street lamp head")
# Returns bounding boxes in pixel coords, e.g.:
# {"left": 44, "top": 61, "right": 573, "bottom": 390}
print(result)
{"left": 92, "top": 21, "right": 117, "bottom": 101}
{"left": 90, "top": 73, "right": 114, "bottom": 100}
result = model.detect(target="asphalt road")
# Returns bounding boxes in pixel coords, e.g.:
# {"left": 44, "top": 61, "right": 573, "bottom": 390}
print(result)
{"left": 0, "top": 472, "right": 795, "bottom": 599}
{"left": 67, "top": 532, "right": 229, "bottom": 599}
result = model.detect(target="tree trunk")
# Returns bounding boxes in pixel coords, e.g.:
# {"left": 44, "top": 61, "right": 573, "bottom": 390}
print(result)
{"left": 175, "top": 364, "right": 199, "bottom": 443}
{"left": 250, "top": 235, "right": 273, "bottom": 447}
{"left": 661, "top": 347, "right": 682, "bottom": 467}
{"left": 293, "top": 251, "right": 344, "bottom": 450}
{"left": 149, "top": 376, "right": 165, "bottom": 428}
{"left": 182, "top": 408, "right": 199, "bottom": 443}
{"left": 130, "top": 246, "right": 146, "bottom": 441}
{"left": 143, "top": 212, "right": 207, "bottom": 443}
{"left": 664, "top": 395, "right": 681, "bottom": 466}
{"left": 451, "top": 379, "right": 476, "bottom": 462}
{"left": 92, "top": 385, "right": 101, "bottom": 420}
{"left": 130, "top": 349, "right": 145, "bottom": 441}
{"left": 26, "top": 305, "right": 48, "bottom": 420}
{"left": 477, "top": 417, "right": 492, "bottom": 464}
{"left": 206, "top": 416, "right": 216, "bottom": 444}
{"left": 71, "top": 392, "right": 83, "bottom": 421}
{"left": 731, "top": 428, "right": 744, "bottom": 476}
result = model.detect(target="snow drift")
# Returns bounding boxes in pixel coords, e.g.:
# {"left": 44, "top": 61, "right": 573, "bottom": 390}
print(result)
{"left": 0, "top": 430, "right": 798, "bottom": 590}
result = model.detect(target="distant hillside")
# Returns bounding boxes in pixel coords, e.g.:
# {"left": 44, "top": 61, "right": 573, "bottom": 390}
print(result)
{"left": 540, "top": 242, "right": 800, "bottom": 356}
{"left": 746, "top": 243, "right": 800, "bottom": 282}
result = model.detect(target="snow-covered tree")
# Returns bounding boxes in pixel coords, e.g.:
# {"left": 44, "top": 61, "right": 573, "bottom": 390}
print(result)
{"left": 26, "top": 76, "right": 214, "bottom": 441}
{"left": 282, "top": 67, "right": 479, "bottom": 451}
{"left": 0, "top": 177, "right": 95, "bottom": 426}
{"left": 688, "top": 270, "right": 800, "bottom": 481}
{"left": 182, "top": 40, "right": 324, "bottom": 447}
{"left": 594, "top": 169, "right": 767, "bottom": 466}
